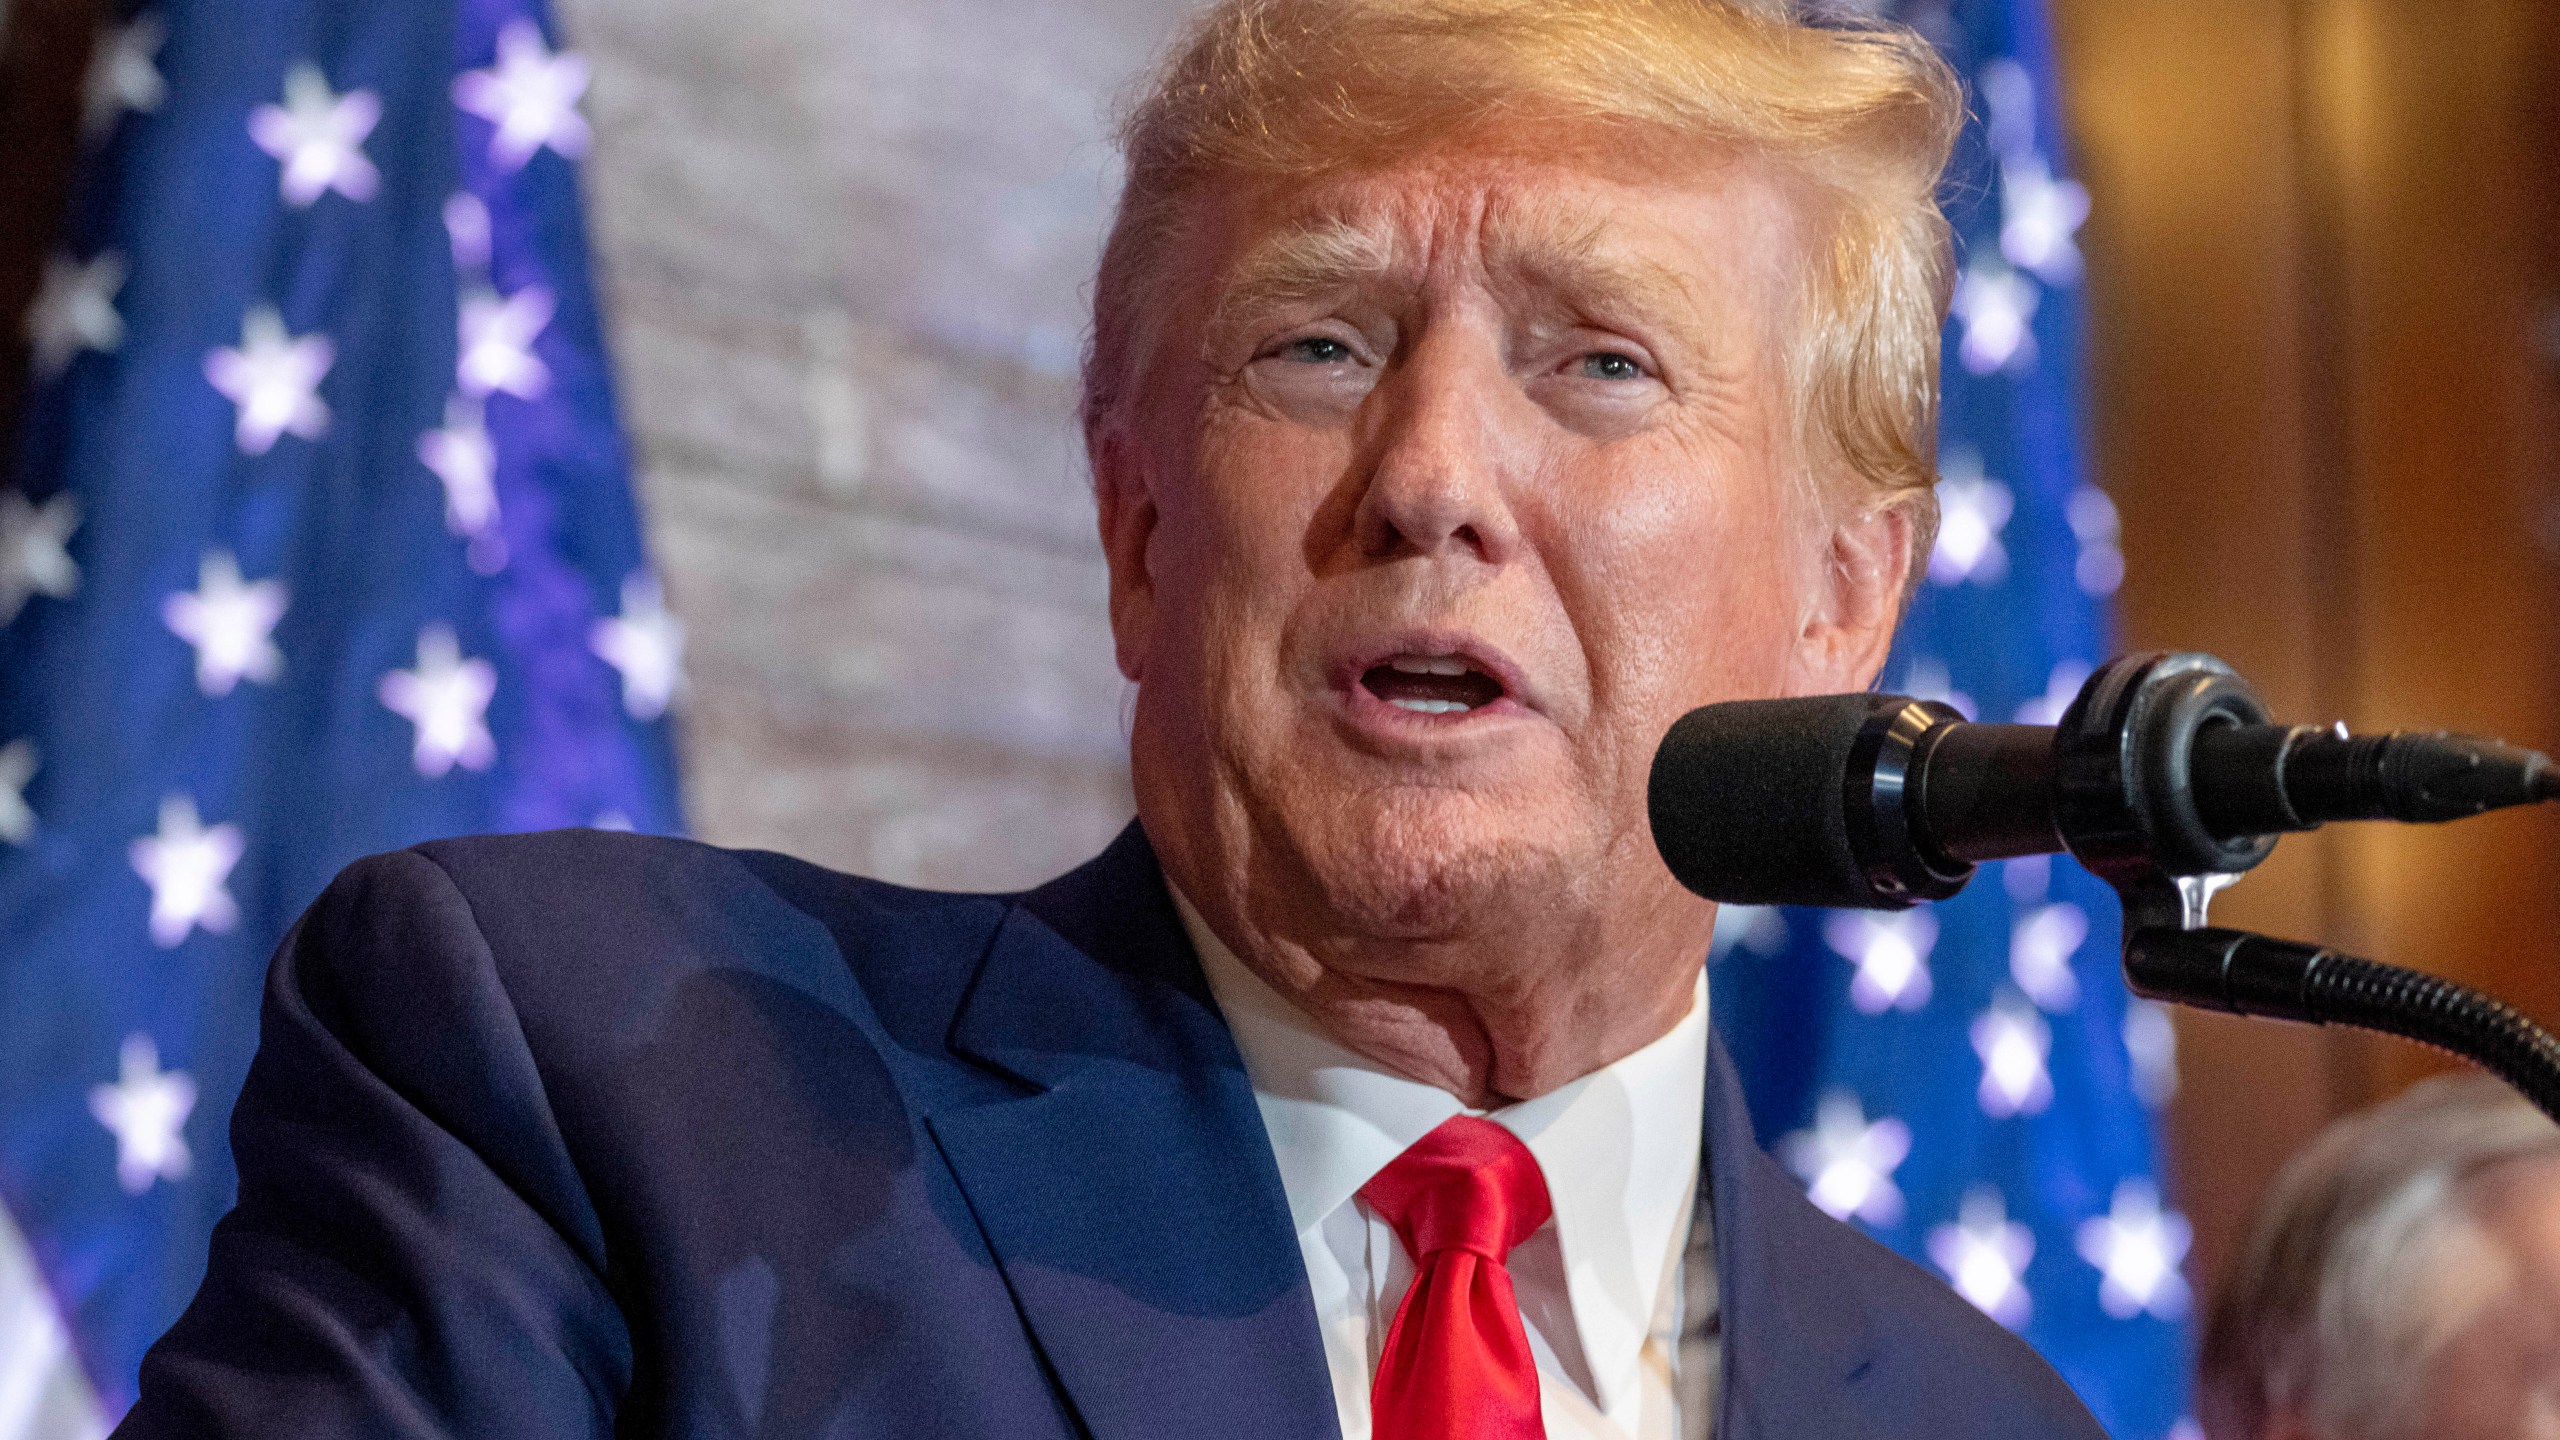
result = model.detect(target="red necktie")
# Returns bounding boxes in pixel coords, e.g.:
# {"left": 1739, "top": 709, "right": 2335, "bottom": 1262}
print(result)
{"left": 1358, "top": 1115, "right": 1554, "bottom": 1440}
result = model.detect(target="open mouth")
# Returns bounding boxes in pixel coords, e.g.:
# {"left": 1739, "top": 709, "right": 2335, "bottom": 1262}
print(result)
{"left": 1358, "top": 653, "right": 1508, "bottom": 716}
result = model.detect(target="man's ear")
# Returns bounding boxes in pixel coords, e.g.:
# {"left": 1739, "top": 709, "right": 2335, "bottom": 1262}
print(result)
{"left": 1090, "top": 420, "right": 1159, "bottom": 684}
{"left": 1784, "top": 496, "right": 1915, "bottom": 696}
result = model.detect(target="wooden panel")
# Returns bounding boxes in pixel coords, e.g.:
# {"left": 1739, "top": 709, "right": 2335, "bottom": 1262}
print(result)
{"left": 0, "top": 0, "right": 104, "bottom": 454}
{"left": 2053, "top": 0, "right": 2560, "bottom": 1307}
{"left": 2051, "top": 0, "right": 2349, "bottom": 1305}
{"left": 2308, "top": 0, "right": 2560, "bottom": 1095}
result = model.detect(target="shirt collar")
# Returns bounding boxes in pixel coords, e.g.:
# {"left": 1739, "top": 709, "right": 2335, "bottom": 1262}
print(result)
{"left": 1172, "top": 886, "right": 1709, "bottom": 1420}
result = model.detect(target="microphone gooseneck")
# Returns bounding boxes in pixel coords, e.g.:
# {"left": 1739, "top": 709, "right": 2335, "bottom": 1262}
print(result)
{"left": 2125, "top": 926, "right": 2560, "bottom": 1122}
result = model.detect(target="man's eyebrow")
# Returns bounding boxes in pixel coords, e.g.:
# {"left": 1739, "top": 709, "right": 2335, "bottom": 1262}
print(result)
{"left": 1207, "top": 217, "right": 1402, "bottom": 338}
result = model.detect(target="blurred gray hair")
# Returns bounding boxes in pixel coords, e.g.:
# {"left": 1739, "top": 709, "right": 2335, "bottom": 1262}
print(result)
{"left": 2198, "top": 1073, "right": 2560, "bottom": 1440}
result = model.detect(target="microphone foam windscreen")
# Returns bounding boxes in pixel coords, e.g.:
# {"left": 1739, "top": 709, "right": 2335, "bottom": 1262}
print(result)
{"left": 1647, "top": 693, "right": 1902, "bottom": 908}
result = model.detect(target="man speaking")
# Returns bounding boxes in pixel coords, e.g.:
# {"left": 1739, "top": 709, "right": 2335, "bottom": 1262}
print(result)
{"left": 120, "top": 0, "right": 2107, "bottom": 1434}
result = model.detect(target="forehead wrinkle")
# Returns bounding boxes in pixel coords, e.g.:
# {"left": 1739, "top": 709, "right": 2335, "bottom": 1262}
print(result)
{"left": 1477, "top": 194, "right": 1702, "bottom": 325}
{"left": 1201, "top": 175, "right": 1717, "bottom": 353}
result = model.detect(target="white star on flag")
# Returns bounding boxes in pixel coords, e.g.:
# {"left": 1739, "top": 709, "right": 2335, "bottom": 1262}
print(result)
{"left": 1824, "top": 908, "right": 1937, "bottom": 1015}
{"left": 1900, "top": 655, "right": 1976, "bottom": 720}
{"left": 1927, "top": 1187, "right": 2036, "bottom": 1329}
{"left": 2000, "top": 155, "right": 2090, "bottom": 286}
{"left": 1952, "top": 260, "right": 2040, "bottom": 376}
{"left": 1978, "top": 58, "right": 2038, "bottom": 164}
{"left": 1710, "top": 903, "right": 1789, "bottom": 961}
{"left": 1929, "top": 451, "right": 2013, "bottom": 586}
{"left": 2009, "top": 901, "right": 2087, "bottom": 1012}
{"left": 204, "top": 306, "right": 333, "bottom": 456}
{"left": 2013, "top": 658, "right": 2093, "bottom": 726}
{"left": 378, "top": 624, "right": 498, "bottom": 778}
{"left": 161, "top": 550, "right": 287, "bottom": 697}
{"left": 129, "top": 794, "right": 244, "bottom": 948}
{"left": 590, "top": 572, "right": 685, "bottom": 721}
{"left": 2078, "top": 1179, "right": 2193, "bottom": 1321}
{"left": 25, "top": 251, "right": 126, "bottom": 379}
{"left": 2003, "top": 852, "right": 2052, "bottom": 904}
{"left": 2125, "top": 999, "right": 2180, "bottom": 1109}
{"left": 452, "top": 19, "right": 591, "bottom": 172}
{"left": 88, "top": 1034, "right": 196, "bottom": 1195}
{"left": 443, "top": 192, "right": 495, "bottom": 271}
{"left": 457, "top": 285, "right": 555, "bottom": 400}
{"left": 81, "top": 14, "right": 167, "bottom": 139}
{"left": 1973, "top": 988, "right": 2055, "bottom": 1118}
{"left": 0, "top": 739, "right": 37, "bottom": 845}
{"left": 419, "top": 397, "right": 500, "bottom": 539}
{"left": 0, "top": 490, "right": 82, "bottom": 625}
{"left": 247, "top": 64, "right": 382, "bottom": 208}
{"left": 2067, "top": 485, "right": 2125, "bottom": 596}
{"left": 1781, "top": 1090, "right": 1911, "bottom": 1227}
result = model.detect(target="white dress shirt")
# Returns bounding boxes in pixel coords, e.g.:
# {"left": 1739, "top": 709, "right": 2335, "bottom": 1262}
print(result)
{"left": 1174, "top": 891, "right": 1709, "bottom": 1440}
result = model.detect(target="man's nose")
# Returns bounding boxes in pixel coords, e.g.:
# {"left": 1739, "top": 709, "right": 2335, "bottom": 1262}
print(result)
{"left": 1348, "top": 329, "right": 1525, "bottom": 566}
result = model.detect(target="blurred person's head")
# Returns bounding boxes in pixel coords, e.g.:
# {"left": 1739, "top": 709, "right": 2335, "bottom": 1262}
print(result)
{"left": 2199, "top": 1073, "right": 2560, "bottom": 1440}
{"left": 1077, "top": 0, "right": 1963, "bottom": 1102}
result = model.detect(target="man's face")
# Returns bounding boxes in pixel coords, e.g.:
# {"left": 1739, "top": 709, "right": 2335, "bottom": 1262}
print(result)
{"left": 1098, "top": 133, "right": 1907, "bottom": 960}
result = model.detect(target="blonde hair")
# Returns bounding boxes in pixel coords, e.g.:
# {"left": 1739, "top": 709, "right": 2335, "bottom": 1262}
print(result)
{"left": 1081, "top": 0, "right": 1965, "bottom": 557}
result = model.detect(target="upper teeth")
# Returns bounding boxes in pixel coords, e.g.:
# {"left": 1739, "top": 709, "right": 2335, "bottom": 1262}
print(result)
{"left": 1386, "top": 654, "right": 1470, "bottom": 676}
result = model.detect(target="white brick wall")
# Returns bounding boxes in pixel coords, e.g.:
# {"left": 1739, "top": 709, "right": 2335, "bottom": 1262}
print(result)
{"left": 558, "top": 0, "right": 1195, "bottom": 889}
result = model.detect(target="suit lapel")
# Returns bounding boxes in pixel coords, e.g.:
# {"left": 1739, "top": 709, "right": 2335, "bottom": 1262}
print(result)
{"left": 926, "top": 825, "right": 1340, "bottom": 1440}
{"left": 928, "top": 826, "right": 1899, "bottom": 1440}
{"left": 1698, "top": 1038, "right": 1883, "bottom": 1439}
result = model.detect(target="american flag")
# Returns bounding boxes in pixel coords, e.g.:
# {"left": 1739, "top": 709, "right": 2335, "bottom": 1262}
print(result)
{"left": 0, "top": 0, "right": 681, "bottom": 1427}
{"left": 1715, "top": 2, "right": 2196, "bottom": 1436}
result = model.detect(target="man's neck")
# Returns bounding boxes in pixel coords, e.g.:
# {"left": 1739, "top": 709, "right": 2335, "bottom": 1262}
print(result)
{"left": 1170, "top": 877, "right": 1713, "bottom": 1108}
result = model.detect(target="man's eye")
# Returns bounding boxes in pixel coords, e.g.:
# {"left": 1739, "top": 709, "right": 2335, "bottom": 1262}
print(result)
{"left": 1277, "top": 336, "right": 1354, "bottom": 365}
{"left": 1579, "top": 351, "right": 1646, "bottom": 381}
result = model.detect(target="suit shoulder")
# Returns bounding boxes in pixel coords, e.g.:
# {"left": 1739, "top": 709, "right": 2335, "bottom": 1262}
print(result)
{"left": 1727, "top": 1145, "right": 2104, "bottom": 1436}
{"left": 406, "top": 827, "right": 980, "bottom": 908}
{"left": 311, "top": 830, "right": 1017, "bottom": 1063}
{"left": 400, "top": 827, "right": 1011, "bottom": 941}
{"left": 1782, "top": 1164, "right": 2105, "bottom": 1434}
{"left": 1858, "top": 1231, "right": 2102, "bottom": 1429}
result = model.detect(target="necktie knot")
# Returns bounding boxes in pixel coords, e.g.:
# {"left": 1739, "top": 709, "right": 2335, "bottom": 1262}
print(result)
{"left": 1359, "top": 1115, "right": 1552, "bottom": 1264}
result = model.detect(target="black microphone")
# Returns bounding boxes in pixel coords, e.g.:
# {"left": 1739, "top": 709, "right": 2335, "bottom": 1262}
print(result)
{"left": 1649, "top": 656, "right": 2558, "bottom": 909}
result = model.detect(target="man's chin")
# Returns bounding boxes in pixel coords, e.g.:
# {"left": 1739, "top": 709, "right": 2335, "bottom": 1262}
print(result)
{"left": 1252, "top": 785, "right": 1583, "bottom": 942}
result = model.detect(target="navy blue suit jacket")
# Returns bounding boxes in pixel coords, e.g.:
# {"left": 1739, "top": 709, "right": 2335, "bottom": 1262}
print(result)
{"left": 119, "top": 823, "right": 2105, "bottom": 1438}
